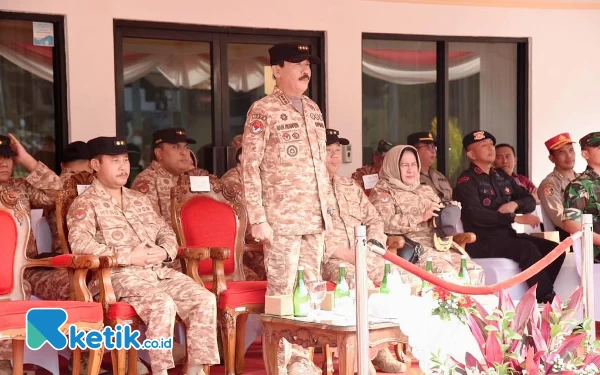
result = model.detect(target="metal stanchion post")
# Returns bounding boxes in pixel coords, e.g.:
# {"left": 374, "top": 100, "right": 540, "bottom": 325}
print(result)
{"left": 582, "top": 214, "right": 595, "bottom": 340}
{"left": 355, "top": 225, "right": 369, "bottom": 375}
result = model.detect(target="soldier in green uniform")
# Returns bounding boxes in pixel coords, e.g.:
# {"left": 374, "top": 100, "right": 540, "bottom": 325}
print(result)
{"left": 563, "top": 132, "right": 600, "bottom": 260}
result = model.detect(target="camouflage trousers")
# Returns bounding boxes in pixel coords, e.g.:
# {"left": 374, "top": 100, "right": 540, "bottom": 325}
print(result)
{"left": 24, "top": 268, "right": 71, "bottom": 301}
{"left": 264, "top": 233, "right": 324, "bottom": 375}
{"left": 321, "top": 253, "right": 421, "bottom": 290}
{"left": 113, "top": 269, "right": 219, "bottom": 372}
{"left": 243, "top": 251, "right": 266, "bottom": 281}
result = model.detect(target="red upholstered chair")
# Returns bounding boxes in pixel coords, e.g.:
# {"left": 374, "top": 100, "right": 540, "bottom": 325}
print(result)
{"left": 0, "top": 188, "right": 104, "bottom": 375}
{"left": 171, "top": 169, "right": 267, "bottom": 375}
{"left": 56, "top": 172, "right": 211, "bottom": 375}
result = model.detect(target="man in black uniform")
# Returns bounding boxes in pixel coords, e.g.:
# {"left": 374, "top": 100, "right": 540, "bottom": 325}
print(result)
{"left": 453, "top": 130, "right": 564, "bottom": 303}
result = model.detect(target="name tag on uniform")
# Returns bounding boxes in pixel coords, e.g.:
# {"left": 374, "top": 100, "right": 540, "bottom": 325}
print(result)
{"left": 190, "top": 176, "right": 210, "bottom": 192}
{"left": 77, "top": 184, "right": 90, "bottom": 195}
{"left": 362, "top": 174, "right": 379, "bottom": 190}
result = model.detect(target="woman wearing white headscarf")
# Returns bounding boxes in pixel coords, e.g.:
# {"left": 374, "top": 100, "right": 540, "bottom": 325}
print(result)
{"left": 370, "top": 145, "right": 481, "bottom": 278}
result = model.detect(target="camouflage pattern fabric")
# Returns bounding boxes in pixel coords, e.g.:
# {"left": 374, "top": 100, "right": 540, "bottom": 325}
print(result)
{"left": 220, "top": 164, "right": 243, "bottom": 194}
{"left": 564, "top": 166, "right": 600, "bottom": 257}
{"left": 242, "top": 85, "right": 329, "bottom": 375}
{"left": 24, "top": 268, "right": 70, "bottom": 301}
{"left": 370, "top": 179, "right": 481, "bottom": 277}
{"left": 322, "top": 175, "right": 421, "bottom": 289}
{"left": 0, "top": 162, "right": 62, "bottom": 258}
{"left": 420, "top": 168, "right": 453, "bottom": 202}
{"left": 45, "top": 167, "right": 77, "bottom": 253}
{"left": 67, "top": 179, "right": 219, "bottom": 371}
{"left": 241, "top": 85, "right": 330, "bottom": 235}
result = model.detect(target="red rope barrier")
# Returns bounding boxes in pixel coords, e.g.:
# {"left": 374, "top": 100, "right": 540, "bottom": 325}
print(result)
{"left": 380, "top": 235, "right": 575, "bottom": 295}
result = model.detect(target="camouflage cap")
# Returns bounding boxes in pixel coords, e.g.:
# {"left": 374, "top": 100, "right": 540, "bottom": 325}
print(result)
{"left": 579, "top": 132, "right": 600, "bottom": 149}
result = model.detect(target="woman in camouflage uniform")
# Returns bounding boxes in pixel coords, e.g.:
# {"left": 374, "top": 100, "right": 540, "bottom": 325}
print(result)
{"left": 370, "top": 145, "right": 481, "bottom": 279}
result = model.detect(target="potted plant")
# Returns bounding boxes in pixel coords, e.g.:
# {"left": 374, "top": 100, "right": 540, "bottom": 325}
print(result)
{"left": 431, "top": 286, "right": 600, "bottom": 375}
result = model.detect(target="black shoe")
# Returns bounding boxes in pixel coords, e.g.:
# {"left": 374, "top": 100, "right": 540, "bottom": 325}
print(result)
{"left": 537, "top": 291, "right": 556, "bottom": 304}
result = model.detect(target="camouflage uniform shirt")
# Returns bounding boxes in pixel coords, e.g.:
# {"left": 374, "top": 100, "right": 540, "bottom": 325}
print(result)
{"left": 44, "top": 167, "right": 77, "bottom": 253}
{"left": 563, "top": 166, "right": 600, "bottom": 257}
{"left": 67, "top": 178, "right": 178, "bottom": 278}
{"left": 324, "top": 176, "right": 386, "bottom": 263}
{"left": 220, "top": 164, "right": 242, "bottom": 194}
{"left": 0, "top": 162, "right": 62, "bottom": 257}
{"left": 241, "top": 86, "right": 330, "bottom": 235}
{"left": 420, "top": 168, "right": 453, "bottom": 201}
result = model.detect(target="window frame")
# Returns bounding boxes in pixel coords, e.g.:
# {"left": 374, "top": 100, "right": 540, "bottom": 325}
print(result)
{"left": 0, "top": 11, "right": 69, "bottom": 171}
{"left": 114, "top": 20, "right": 326, "bottom": 175}
{"left": 362, "top": 33, "right": 529, "bottom": 177}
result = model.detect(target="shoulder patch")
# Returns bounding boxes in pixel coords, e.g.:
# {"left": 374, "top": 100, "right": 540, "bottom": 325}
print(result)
{"left": 379, "top": 193, "right": 391, "bottom": 203}
{"left": 473, "top": 167, "right": 483, "bottom": 175}
{"left": 137, "top": 180, "right": 150, "bottom": 194}
{"left": 543, "top": 183, "right": 554, "bottom": 197}
{"left": 74, "top": 208, "right": 86, "bottom": 220}
{"left": 250, "top": 120, "right": 264, "bottom": 135}
{"left": 457, "top": 176, "right": 469, "bottom": 185}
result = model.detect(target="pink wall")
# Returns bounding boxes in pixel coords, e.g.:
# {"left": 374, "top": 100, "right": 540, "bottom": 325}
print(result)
{"left": 1, "top": 0, "right": 599, "bottom": 183}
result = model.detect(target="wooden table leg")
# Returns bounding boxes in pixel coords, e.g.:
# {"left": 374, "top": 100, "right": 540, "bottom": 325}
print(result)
{"left": 337, "top": 334, "right": 356, "bottom": 375}
{"left": 262, "top": 330, "right": 279, "bottom": 375}
{"left": 322, "top": 345, "right": 334, "bottom": 375}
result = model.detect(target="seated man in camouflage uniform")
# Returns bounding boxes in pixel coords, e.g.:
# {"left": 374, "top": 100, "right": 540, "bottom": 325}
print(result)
{"left": 24, "top": 141, "right": 93, "bottom": 302}
{"left": 68, "top": 137, "right": 219, "bottom": 375}
{"left": 0, "top": 133, "right": 62, "bottom": 370}
{"left": 563, "top": 132, "right": 600, "bottom": 262}
{"left": 352, "top": 139, "right": 393, "bottom": 194}
{"left": 407, "top": 132, "right": 452, "bottom": 201}
{"left": 132, "top": 127, "right": 206, "bottom": 228}
{"left": 323, "top": 129, "right": 417, "bottom": 374}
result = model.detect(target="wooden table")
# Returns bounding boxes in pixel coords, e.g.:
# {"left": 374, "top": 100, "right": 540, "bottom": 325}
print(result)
{"left": 260, "top": 314, "right": 407, "bottom": 375}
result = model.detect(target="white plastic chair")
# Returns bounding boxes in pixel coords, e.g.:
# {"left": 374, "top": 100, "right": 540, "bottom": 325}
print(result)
{"left": 457, "top": 220, "right": 529, "bottom": 300}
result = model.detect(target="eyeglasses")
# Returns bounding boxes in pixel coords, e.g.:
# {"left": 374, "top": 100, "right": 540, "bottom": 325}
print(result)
{"left": 417, "top": 144, "right": 437, "bottom": 151}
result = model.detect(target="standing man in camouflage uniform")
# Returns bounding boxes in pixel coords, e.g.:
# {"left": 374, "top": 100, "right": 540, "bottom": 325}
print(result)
{"left": 131, "top": 128, "right": 205, "bottom": 227}
{"left": 563, "top": 132, "right": 600, "bottom": 261}
{"left": 25, "top": 141, "right": 93, "bottom": 302}
{"left": 538, "top": 133, "right": 578, "bottom": 241}
{"left": 67, "top": 137, "right": 219, "bottom": 375}
{"left": 321, "top": 129, "right": 414, "bottom": 374}
{"left": 453, "top": 130, "right": 563, "bottom": 303}
{"left": 242, "top": 42, "right": 329, "bottom": 375}
{"left": 407, "top": 131, "right": 452, "bottom": 201}
{"left": 352, "top": 139, "right": 393, "bottom": 195}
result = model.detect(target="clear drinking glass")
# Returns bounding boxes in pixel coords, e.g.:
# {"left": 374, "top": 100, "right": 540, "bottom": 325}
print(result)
{"left": 469, "top": 269, "right": 485, "bottom": 286}
{"left": 307, "top": 280, "right": 327, "bottom": 321}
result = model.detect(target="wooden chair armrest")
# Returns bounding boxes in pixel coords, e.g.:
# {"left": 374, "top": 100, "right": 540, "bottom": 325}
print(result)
{"left": 454, "top": 232, "right": 476, "bottom": 249}
{"left": 386, "top": 236, "right": 406, "bottom": 254}
{"left": 208, "top": 247, "right": 230, "bottom": 297}
{"left": 25, "top": 254, "right": 100, "bottom": 270}
{"left": 96, "top": 256, "right": 120, "bottom": 307}
{"left": 177, "top": 246, "right": 210, "bottom": 261}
